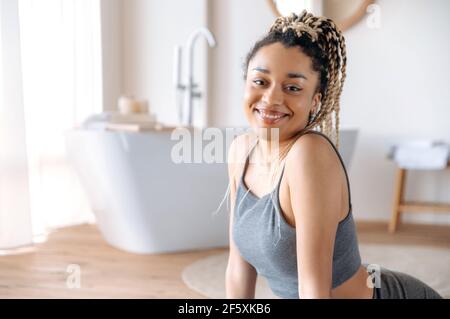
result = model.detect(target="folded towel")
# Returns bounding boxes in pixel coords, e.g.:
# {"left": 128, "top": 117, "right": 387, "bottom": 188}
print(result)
{"left": 389, "top": 140, "right": 449, "bottom": 170}
{"left": 105, "top": 122, "right": 164, "bottom": 132}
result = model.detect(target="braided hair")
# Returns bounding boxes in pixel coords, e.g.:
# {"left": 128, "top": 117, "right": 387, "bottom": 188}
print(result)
{"left": 243, "top": 10, "right": 347, "bottom": 148}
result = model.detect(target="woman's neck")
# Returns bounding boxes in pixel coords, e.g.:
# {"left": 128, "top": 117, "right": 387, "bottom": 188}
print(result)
{"left": 254, "top": 137, "right": 293, "bottom": 167}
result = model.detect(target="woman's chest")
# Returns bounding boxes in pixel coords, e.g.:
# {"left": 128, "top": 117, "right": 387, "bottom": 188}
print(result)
{"left": 242, "top": 161, "right": 349, "bottom": 227}
{"left": 243, "top": 162, "right": 296, "bottom": 227}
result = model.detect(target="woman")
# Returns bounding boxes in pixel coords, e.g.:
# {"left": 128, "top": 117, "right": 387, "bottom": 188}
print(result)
{"left": 225, "top": 10, "right": 442, "bottom": 299}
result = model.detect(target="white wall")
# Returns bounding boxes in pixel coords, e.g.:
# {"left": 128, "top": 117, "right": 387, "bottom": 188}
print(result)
{"left": 121, "top": 0, "right": 208, "bottom": 127}
{"left": 342, "top": 0, "right": 450, "bottom": 224}
{"left": 100, "top": 0, "right": 123, "bottom": 111}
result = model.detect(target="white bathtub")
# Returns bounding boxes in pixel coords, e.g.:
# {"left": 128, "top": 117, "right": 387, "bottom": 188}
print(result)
{"left": 64, "top": 128, "right": 230, "bottom": 254}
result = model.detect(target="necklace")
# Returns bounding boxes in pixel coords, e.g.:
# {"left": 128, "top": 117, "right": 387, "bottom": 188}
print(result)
{"left": 251, "top": 136, "right": 297, "bottom": 184}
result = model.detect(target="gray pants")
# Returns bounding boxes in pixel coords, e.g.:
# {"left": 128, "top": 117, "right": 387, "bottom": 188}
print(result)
{"left": 366, "top": 265, "right": 443, "bottom": 299}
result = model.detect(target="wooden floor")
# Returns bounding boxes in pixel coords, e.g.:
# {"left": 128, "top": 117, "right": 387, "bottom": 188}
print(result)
{"left": 0, "top": 221, "right": 449, "bottom": 298}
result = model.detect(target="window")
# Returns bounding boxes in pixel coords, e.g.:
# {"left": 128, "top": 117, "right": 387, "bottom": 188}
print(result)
{"left": 18, "top": 0, "right": 102, "bottom": 234}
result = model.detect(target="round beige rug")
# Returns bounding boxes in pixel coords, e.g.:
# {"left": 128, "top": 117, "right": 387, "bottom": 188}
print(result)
{"left": 182, "top": 243, "right": 450, "bottom": 298}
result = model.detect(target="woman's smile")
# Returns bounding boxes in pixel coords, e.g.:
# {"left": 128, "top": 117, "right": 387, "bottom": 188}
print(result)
{"left": 253, "top": 107, "right": 290, "bottom": 126}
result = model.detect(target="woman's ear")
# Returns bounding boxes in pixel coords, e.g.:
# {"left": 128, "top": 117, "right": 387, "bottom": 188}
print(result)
{"left": 311, "top": 92, "right": 322, "bottom": 113}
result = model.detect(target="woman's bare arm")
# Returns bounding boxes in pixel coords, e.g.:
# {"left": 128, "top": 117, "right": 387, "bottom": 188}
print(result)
{"left": 286, "top": 134, "right": 343, "bottom": 299}
{"left": 225, "top": 135, "right": 258, "bottom": 299}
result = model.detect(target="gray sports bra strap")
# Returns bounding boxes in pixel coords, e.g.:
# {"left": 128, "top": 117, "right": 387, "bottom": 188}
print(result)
{"left": 297, "top": 130, "right": 352, "bottom": 208}
{"left": 242, "top": 139, "right": 259, "bottom": 179}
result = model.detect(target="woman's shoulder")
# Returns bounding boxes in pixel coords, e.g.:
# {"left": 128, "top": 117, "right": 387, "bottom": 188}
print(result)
{"left": 284, "top": 131, "right": 345, "bottom": 223}
{"left": 285, "top": 131, "right": 340, "bottom": 177}
{"left": 289, "top": 130, "right": 336, "bottom": 156}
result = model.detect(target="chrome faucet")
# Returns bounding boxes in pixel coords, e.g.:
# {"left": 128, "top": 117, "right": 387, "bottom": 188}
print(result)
{"left": 173, "top": 27, "right": 216, "bottom": 126}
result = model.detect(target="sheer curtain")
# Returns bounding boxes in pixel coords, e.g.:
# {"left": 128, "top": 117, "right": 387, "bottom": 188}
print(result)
{"left": 0, "top": 0, "right": 33, "bottom": 249}
{"left": 0, "top": 0, "right": 102, "bottom": 249}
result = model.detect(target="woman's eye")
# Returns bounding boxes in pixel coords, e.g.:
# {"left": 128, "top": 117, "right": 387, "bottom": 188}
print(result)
{"left": 253, "top": 79, "right": 265, "bottom": 86}
{"left": 286, "top": 86, "right": 301, "bottom": 92}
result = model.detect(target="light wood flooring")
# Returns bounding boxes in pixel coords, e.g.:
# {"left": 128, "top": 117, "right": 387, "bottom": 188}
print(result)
{"left": 0, "top": 221, "right": 449, "bottom": 298}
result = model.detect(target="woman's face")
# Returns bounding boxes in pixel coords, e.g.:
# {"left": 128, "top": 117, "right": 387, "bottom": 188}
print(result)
{"left": 244, "top": 42, "right": 322, "bottom": 142}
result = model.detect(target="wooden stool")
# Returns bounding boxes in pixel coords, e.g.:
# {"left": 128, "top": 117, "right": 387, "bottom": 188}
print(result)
{"left": 389, "top": 161, "right": 450, "bottom": 233}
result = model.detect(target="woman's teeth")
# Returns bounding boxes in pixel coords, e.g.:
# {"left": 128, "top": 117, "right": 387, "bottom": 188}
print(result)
{"left": 255, "top": 109, "right": 288, "bottom": 123}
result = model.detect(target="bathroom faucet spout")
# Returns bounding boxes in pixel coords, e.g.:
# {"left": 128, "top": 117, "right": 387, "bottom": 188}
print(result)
{"left": 183, "top": 27, "right": 216, "bottom": 126}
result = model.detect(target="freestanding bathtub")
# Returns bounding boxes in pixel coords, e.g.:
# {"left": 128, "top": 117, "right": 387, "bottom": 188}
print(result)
{"left": 64, "top": 127, "right": 230, "bottom": 254}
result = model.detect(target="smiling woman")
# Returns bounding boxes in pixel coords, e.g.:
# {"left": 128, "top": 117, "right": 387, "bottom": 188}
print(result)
{"left": 225, "top": 10, "right": 443, "bottom": 299}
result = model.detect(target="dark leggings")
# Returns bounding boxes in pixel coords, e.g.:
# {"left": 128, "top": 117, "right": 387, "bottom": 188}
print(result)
{"left": 366, "top": 266, "right": 443, "bottom": 299}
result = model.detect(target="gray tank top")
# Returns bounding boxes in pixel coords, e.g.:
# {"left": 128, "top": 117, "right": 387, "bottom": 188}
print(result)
{"left": 232, "top": 131, "right": 362, "bottom": 299}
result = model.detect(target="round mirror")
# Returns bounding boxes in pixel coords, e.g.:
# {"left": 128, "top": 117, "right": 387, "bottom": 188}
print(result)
{"left": 267, "top": 0, "right": 374, "bottom": 32}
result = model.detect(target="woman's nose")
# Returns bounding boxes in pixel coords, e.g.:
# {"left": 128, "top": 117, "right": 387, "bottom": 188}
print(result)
{"left": 262, "top": 86, "right": 283, "bottom": 105}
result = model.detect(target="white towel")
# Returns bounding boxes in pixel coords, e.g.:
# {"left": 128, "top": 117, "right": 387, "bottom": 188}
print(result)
{"left": 390, "top": 140, "right": 449, "bottom": 170}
